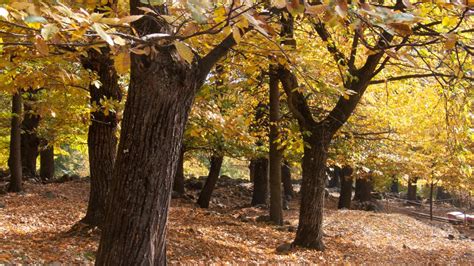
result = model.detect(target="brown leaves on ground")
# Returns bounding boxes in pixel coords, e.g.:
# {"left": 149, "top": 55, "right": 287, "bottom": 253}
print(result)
{"left": 1, "top": 181, "right": 473, "bottom": 264}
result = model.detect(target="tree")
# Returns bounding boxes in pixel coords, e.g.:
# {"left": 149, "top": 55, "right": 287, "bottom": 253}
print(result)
{"left": 275, "top": 0, "right": 470, "bottom": 250}
{"left": 96, "top": 1, "right": 264, "bottom": 263}
{"left": 338, "top": 165, "right": 353, "bottom": 209}
{"left": 269, "top": 64, "right": 283, "bottom": 224}
{"left": 8, "top": 91, "right": 22, "bottom": 192}
{"left": 39, "top": 141, "right": 54, "bottom": 181}
{"left": 20, "top": 91, "right": 40, "bottom": 179}
{"left": 197, "top": 154, "right": 224, "bottom": 208}
{"left": 79, "top": 48, "right": 122, "bottom": 228}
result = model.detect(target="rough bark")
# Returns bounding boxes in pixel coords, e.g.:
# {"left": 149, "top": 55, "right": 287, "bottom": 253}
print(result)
{"left": 39, "top": 143, "right": 54, "bottom": 181}
{"left": 407, "top": 176, "right": 418, "bottom": 201}
{"left": 251, "top": 157, "right": 269, "bottom": 206}
{"left": 197, "top": 155, "right": 224, "bottom": 208}
{"left": 8, "top": 92, "right": 23, "bottom": 192}
{"left": 80, "top": 47, "right": 121, "bottom": 228}
{"left": 269, "top": 65, "right": 283, "bottom": 225}
{"left": 293, "top": 130, "right": 331, "bottom": 250}
{"left": 338, "top": 166, "right": 354, "bottom": 209}
{"left": 353, "top": 176, "right": 372, "bottom": 202}
{"left": 96, "top": 0, "right": 238, "bottom": 262}
{"left": 281, "top": 161, "right": 294, "bottom": 198}
{"left": 173, "top": 147, "right": 185, "bottom": 194}
{"left": 20, "top": 92, "right": 40, "bottom": 179}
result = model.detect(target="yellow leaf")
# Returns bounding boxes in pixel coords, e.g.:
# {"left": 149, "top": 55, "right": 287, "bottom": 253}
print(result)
{"left": 174, "top": 41, "right": 194, "bottom": 64}
{"left": 93, "top": 23, "right": 114, "bottom": 46}
{"left": 114, "top": 52, "right": 130, "bottom": 74}
{"left": 232, "top": 27, "right": 241, "bottom": 44}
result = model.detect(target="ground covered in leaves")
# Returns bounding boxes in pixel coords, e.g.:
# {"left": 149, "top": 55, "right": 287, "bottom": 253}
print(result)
{"left": 1, "top": 180, "right": 473, "bottom": 264}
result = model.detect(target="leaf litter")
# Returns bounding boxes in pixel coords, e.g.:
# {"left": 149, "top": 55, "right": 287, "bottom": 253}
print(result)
{"left": 0, "top": 180, "right": 472, "bottom": 264}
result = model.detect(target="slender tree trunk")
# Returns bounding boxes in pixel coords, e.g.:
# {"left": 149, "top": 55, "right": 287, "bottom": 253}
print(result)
{"left": 79, "top": 48, "right": 121, "bottom": 228}
{"left": 353, "top": 176, "right": 372, "bottom": 202}
{"left": 173, "top": 147, "right": 185, "bottom": 194}
{"left": 407, "top": 176, "right": 418, "bottom": 201}
{"left": 281, "top": 161, "right": 294, "bottom": 198}
{"left": 197, "top": 155, "right": 224, "bottom": 208}
{"left": 269, "top": 66, "right": 282, "bottom": 203}
{"left": 269, "top": 65, "right": 283, "bottom": 225}
{"left": 293, "top": 130, "right": 330, "bottom": 250}
{"left": 8, "top": 92, "right": 23, "bottom": 192}
{"left": 429, "top": 181, "right": 434, "bottom": 221}
{"left": 20, "top": 92, "right": 40, "bottom": 179}
{"left": 251, "top": 157, "right": 269, "bottom": 206}
{"left": 39, "top": 143, "right": 54, "bottom": 181}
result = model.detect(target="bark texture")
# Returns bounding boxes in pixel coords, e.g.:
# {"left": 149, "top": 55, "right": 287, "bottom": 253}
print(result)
{"left": 293, "top": 130, "right": 331, "bottom": 250}
{"left": 269, "top": 65, "right": 283, "bottom": 225}
{"left": 96, "top": 1, "right": 237, "bottom": 262}
{"left": 251, "top": 157, "right": 269, "bottom": 206}
{"left": 8, "top": 92, "right": 23, "bottom": 192}
{"left": 80, "top": 48, "right": 121, "bottom": 228}
{"left": 39, "top": 143, "right": 54, "bottom": 181}
{"left": 197, "top": 155, "right": 224, "bottom": 208}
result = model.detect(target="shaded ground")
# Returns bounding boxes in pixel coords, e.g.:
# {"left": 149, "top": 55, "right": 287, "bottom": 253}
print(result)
{"left": 0, "top": 180, "right": 473, "bottom": 264}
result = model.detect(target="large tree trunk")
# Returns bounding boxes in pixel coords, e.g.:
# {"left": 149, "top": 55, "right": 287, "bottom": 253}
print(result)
{"left": 96, "top": 0, "right": 237, "bottom": 262}
{"left": 251, "top": 157, "right": 269, "bottom": 206}
{"left": 197, "top": 155, "right": 224, "bottom": 208}
{"left": 173, "top": 147, "right": 185, "bottom": 194}
{"left": 281, "top": 161, "right": 294, "bottom": 198}
{"left": 407, "top": 176, "right": 418, "bottom": 201}
{"left": 353, "top": 176, "right": 372, "bottom": 202}
{"left": 8, "top": 92, "right": 23, "bottom": 192}
{"left": 338, "top": 166, "right": 354, "bottom": 209}
{"left": 95, "top": 48, "right": 201, "bottom": 265}
{"left": 39, "top": 143, "right": 54, "bottom": 181}
{"left": 80, "top": 48, "right": 121, "bottom": 228}
{"left": 269, "top": 65, "right": 283, "bottom": 225}
{"left": 20, "top": 92, "right": 40, "bottom": 179}
{"left": 293, "top": 130, "right": 330, "bottom": 250}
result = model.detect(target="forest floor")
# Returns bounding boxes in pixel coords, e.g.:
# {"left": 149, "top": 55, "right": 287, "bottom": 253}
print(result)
{"left": 0, "top": 179, "right": 473, "bottom": 264}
